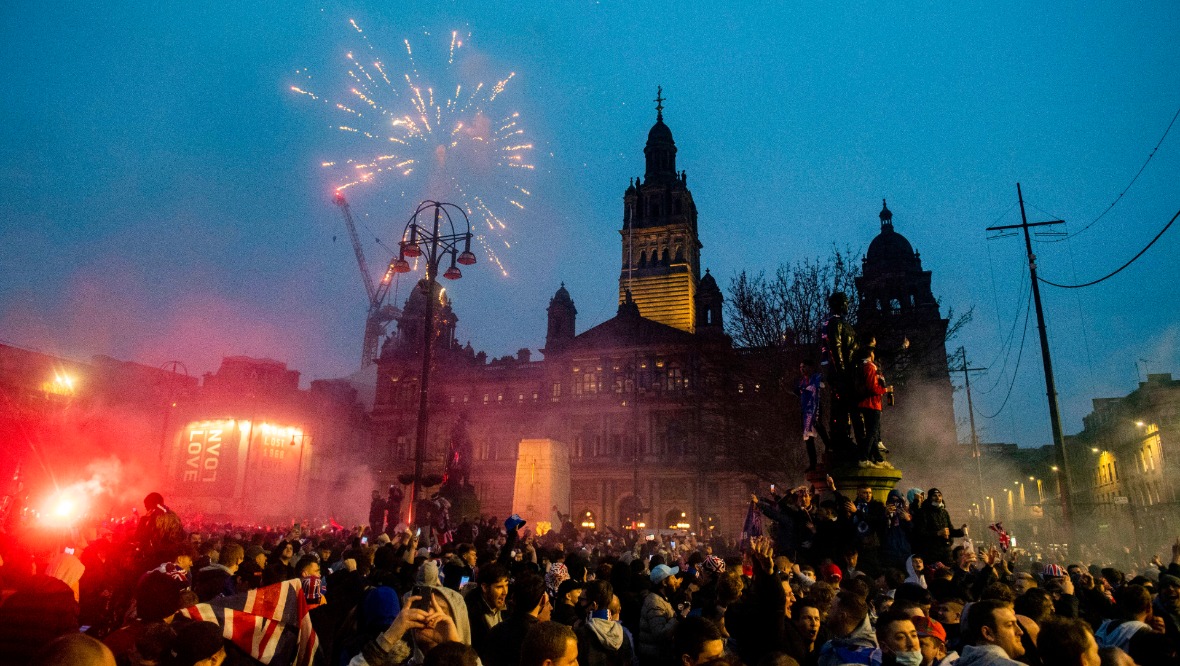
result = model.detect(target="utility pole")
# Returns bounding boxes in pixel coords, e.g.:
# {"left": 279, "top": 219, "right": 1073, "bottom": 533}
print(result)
{"left": 955, "top": 347, "right": 987, "bottom": 522}
{"left": 987, "top": 183, "right": 1073, "bottom": 535}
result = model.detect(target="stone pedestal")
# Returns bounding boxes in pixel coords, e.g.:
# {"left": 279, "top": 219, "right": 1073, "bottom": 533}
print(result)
{"left": 807, "top": 464, "right": 903, "bottom": 503}
{"left": 512, "top": 439, "right": 571, "bottom": 529}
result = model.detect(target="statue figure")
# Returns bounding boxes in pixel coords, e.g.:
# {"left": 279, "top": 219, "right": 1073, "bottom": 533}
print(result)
{"left": 820, "top": 292, "right": 859, "bottom": 465}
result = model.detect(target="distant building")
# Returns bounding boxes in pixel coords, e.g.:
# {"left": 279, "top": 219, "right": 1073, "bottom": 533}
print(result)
{"left": 1068, "top": 373, "right": 1179, "bottom": 545}
{"left": 0, "top": 344, "right": 371, "bottom": 525}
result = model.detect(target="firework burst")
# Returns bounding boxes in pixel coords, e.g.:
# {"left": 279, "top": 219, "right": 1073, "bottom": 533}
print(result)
{"left": 292, "top": 20, "right": 535, "bottom": 276}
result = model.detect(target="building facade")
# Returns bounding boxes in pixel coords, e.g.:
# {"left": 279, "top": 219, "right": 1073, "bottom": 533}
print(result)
{"left": 371, "top": 107, "right": 752, "bottom": 534}
{"left": 1066, "top": 373, "right": 1179, "bottom": 549}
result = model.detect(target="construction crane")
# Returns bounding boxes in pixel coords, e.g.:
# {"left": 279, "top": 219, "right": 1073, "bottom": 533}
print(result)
{"left": 334, "top": 191, "right": 401, "bottom": 367}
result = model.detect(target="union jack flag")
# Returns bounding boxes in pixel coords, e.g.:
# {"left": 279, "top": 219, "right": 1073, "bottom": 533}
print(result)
{"left": 180, "top": 579, "right": 319, "bottom": 665}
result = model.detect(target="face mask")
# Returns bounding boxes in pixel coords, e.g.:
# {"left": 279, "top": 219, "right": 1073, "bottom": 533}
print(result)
{"left": 893, "top": 650, "right": 923, "bottom": 666}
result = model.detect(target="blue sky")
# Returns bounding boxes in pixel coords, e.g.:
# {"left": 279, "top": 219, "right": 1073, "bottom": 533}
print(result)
{"left": 2, "top": 1, "right": 1178, "bottom": 449}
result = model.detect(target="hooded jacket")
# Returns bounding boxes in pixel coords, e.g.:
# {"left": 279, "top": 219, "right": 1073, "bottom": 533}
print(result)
{"left": 1094, "top": 618, "right": 1150, "bottom": 651}
{"left": 577, "top": 617, "right": 635, "bottom": 666}
{"left": 817, "top": 615, "right": 877, "bottom": 666}
{"left": 904, "top": 556, "right": 927, "bottom": 589}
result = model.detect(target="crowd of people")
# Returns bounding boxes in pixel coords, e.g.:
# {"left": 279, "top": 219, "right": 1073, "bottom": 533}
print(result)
{"left": 0, "top": 481, "right": 1178, "bottom": 666}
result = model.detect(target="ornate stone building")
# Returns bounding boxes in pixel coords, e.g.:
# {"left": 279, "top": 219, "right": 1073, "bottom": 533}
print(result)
{"left": 371, "top": 106, "right": 750, "bottom": 534}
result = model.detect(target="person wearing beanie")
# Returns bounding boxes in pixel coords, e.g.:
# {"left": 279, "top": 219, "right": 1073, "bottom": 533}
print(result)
{"left": 167, "top": 621, "right": 225, "bottom": 666}
{"left": 104, "top": 571, "right": 184, "bottom": 663}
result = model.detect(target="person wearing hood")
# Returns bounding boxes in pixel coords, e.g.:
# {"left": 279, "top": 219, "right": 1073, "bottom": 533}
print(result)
{"left": 486, "top": 574, "right": 551, "bottom": 666}
{"left": 881, "top": 489, "right": 914, "bottom": 571}
{"left": 817, "top": 590, "right": 877, "bottom": 666}
{"left": 576, "top": 580, "right": 635, "bottom": 666}
{"left": 1094, "top": 584, "right": 1156, "bottom": 652}
{"left": 905, "top": 556, "right": 927, "bottom": 589}
{"left": 914, "top": 489, "right": 966, "bottom": 566}
{"left": 956, "top": 600, "right": 1025, "bottom": 666}
{"left": 347, "top": 586, "right": 465, "bottom": 666}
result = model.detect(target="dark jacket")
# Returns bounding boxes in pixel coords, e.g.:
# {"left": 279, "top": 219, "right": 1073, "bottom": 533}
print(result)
{"left": 193, "top": 564, "right": 236, "bottom": 602}
{"left": 914, "top": 500, "right": 964, "bottom": 565}
{"left": 485, "top": 614, "right": 539, "bottom": 666}
{"left": 465, "top": 587, "right": 501, "bottom": 661}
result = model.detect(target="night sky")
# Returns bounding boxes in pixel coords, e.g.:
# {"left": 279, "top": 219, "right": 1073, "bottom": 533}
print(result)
{"left": 3, "top": 1, "right": 1178, "bottom": 450}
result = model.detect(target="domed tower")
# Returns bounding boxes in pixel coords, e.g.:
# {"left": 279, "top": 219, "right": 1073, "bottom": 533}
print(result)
{"left": 389, "top": 279, "right": 458, "bottom": 355}
{"left": 855, "top": 200, "right": 957, "bottom": 465}
{"left": 544, "top": 283, "right": 577, "bottom": 356}
{"left": 619, "top": 87, "right": 702, "bottom": 333}
{"left": 695, "top": 269, "right": 724, "bottom": 334}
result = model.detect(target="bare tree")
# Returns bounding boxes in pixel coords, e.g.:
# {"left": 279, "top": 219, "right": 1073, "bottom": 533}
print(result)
{"left": 727, "top": 245, "right": 861, "bottom": 349}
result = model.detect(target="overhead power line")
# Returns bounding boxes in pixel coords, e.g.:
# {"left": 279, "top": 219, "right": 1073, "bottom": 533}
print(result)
{"left": 1041, "top": 103, "right": 1180, "bottom": 244}
{"left": 1039, "top": 208, "right": 1180, "bottom": 289}
{"left": 976, "top": 284, "right": 1033, "bottom": 419}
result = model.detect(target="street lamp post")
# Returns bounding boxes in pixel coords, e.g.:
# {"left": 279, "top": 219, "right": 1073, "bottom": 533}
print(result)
{"left": 391, "top": 201, "right": 477, "bottom": 522}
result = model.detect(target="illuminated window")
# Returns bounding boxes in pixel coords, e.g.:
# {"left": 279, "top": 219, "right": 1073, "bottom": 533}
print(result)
{"left": 576, "top": 372, "right": 599, "bottom": 396}
{"left": 551, "top": 382, "right": 562, "bottom": 401}
{"left": 483, "top": 394, "right": 489, "bottom": 405}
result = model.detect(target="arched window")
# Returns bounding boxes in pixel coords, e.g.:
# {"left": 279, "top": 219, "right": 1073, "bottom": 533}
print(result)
{"left": 662, "top": 248, "right": 670, "bottom": 264}
{"left": 674, "top": 246, "right": 684, "bottom": 262}
{"left": 638, "top": 251, "right": 647, "bottom": 268}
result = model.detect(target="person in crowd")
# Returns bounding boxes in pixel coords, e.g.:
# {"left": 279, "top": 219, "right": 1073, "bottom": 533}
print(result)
{"left": 957, "top": 600, "right": 1025, "bottom": 666}
{"left": 193, "top": 542, "right": 242, "bottom": 602}
{"left": 31, "top": 633, "right": 117, "bottom": 666}
{"left": 466, "top": 562, "right": 509, "bottom": 658}
{"left": 817, "top": 590, "right": 876, "bottom": 666}
{"left": 1093, "top": 584, "right": 1156, "bottom": 652}
{"left": 443, "top": 544, "right": 476, "bottom": 592}
{"left": 910, "top": 615, "right": 954, "bottom": 666}
{"left": 576, "top": 581, "right": 635, "bottom": 666}
{"left": 881, "top": 490, "right": 914, "bottom": 571}
{"left": 1036, "top": 618, "right": 1100, "bottom": 666}
{"left": 638, "top": 564, "right": 683, "bottom": 663}
{"left": 1154, "top": 572, "right": 1180, "bottom": 649}
{"left": 486, "top": 573, "right": 550, "bottom": 666}
{"left": 237, "top": 545, "right": 267, "bottom": 591}
{"left": 553, "top": 579, "right": 584, "bottom": 626}
{"left": 522, "top": 621, "right": 580, "bottom": 666}
{"left": 792, "top": 598, "right": 824, "bottom": 660}
{"left": 671, "top": 616, "right": 724, "bottom": 666}
{"left": 167, "top": 620, "right": 227, "bottom": 666}
{"left": 262, "top": 540, "right": 297, "bottom": 586}
{"left": 875, "top": 609, "right": 922, "bottom": 666}
{"left": 913, "top": 490, "right": 965, "bottom": 566}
